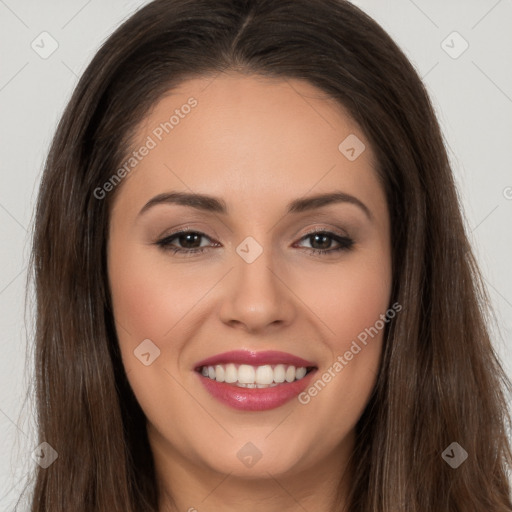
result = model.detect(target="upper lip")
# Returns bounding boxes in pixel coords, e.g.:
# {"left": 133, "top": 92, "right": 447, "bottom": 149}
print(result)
{"left": 194, "top": 350, "right": 317, "bottom": 370}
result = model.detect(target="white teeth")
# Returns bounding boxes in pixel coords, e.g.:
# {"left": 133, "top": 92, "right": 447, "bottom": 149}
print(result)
{"left": 200, "top": 363, "right": 311, "bottom": 387}
{"left": 224, "top": 363, "right": 237, "bottom": 383}
{"left": 285, "top": 366, "right": 296, "bottom": 382}
{"left": 238, "top": 364, "right": 255, "bottom": 384}
{"left": 273, "top": 364, "right": 286, "bottom": 383}
{"left": 295, "top": 367, "right": 307, "bottom": 379}
{"left": 255, "top": 365, "right": 274, "bottom": 385}
{"left": 215, "top": 365, "right": 225, "bottom": 382}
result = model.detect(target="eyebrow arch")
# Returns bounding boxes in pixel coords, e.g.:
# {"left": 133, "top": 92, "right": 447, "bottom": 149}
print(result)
{"left": 138, "top": 191, "right": 373, "bottom": 220}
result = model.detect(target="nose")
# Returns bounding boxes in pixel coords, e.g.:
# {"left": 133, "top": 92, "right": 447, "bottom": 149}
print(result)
{"left": 218, "top": 245, "right": 296, "bottom": 333}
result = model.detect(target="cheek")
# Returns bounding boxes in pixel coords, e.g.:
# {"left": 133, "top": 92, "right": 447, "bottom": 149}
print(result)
{"left": 292, "top": 249, "right": 391, "bottom": 415}
{"left": 108, "top": 241, "right": 208, "bottom": 343}
{"left": 293, "top": 252, "right": 392, "bottom": 439}
{"left": 107, "top": 242, "right": 196, "bottom": 419}
{"left": 300, "top": 256, "right": 392, "bottom": 350}
{"left": 107, "top": 239, "right": 177, "bottom": 386}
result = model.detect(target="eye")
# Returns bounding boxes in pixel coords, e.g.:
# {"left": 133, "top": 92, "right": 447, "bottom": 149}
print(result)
{"left": 295, "top": 230, "right": 355, "bottom": 256}
{"left": 154, "top": 228, "right": 354, "bottom": 257}
{"left": 155, "top": 229, "right": 216, "bottom": 256}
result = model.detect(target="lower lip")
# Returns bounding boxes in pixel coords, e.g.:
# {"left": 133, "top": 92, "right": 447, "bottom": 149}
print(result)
{"left": 197, "top": 369, "right": 317, "bottom": 411}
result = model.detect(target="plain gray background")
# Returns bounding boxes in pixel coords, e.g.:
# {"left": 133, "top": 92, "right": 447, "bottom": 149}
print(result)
{"left": 1, "top": 0, "right": 511, "bottom": 509}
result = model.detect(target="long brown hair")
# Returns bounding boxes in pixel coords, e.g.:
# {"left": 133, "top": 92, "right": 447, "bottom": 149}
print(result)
{"left": 22, "top": 0, "right": 512, "bottom": 510}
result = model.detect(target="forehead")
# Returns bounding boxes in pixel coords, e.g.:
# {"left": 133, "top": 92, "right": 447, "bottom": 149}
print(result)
{"left": 114, "top": 72, "right": 383, "bottom": 218}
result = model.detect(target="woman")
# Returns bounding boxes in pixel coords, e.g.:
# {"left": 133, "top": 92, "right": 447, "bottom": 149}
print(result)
{"left": 24, "top": 0, "right": 512, "bottom": 510}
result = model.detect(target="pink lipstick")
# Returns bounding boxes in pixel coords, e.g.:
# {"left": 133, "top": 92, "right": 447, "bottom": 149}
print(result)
{"left": 194, "top": 350, "right": 317, "bottom": 411}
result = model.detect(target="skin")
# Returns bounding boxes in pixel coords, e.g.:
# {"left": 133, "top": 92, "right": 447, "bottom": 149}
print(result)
{"left": 107, "top": 73, "right": 392, "bottom": 512}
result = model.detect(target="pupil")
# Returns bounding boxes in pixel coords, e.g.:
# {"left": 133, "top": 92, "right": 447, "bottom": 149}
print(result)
{"left": 312, "top": 234, "right": 330, "bottom": 250}
{"left": 180, "top": 233, "right": 200, "bottom": 248}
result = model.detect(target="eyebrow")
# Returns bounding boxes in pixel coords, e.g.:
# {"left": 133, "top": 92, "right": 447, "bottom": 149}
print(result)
{"left": 138, "top": 190, "right": 373, "bottom": 220}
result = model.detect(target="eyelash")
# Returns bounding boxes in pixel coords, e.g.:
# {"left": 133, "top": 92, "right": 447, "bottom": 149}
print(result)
{"left": 155, "top": 228, "right": 355, "bottom": 257}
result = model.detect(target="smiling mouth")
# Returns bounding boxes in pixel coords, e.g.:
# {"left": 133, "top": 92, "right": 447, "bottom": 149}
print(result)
{"left": 196, "top": 363, "right": 316, "bottom": 388}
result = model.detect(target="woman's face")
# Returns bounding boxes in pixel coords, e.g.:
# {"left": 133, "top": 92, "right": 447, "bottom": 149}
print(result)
{"left": 107, "top": 73, "right": 392, "bottom": 483}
